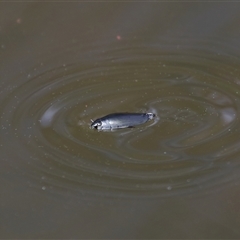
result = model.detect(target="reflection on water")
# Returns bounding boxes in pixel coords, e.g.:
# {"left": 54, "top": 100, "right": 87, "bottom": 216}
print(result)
{"left": 1, "top": 38, "right": 240, "bottom": 199}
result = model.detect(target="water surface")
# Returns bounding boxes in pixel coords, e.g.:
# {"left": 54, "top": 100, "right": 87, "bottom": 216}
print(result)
{"left": 1, "top": 2, "right": 240, "bottom": 238}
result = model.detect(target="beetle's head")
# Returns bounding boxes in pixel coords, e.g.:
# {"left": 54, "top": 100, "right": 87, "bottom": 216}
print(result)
{"left": 146, "top": 113, "right": 156, "bottom": 120}
{"left": 91, "top": 120, "right": 102, "bottom": 130}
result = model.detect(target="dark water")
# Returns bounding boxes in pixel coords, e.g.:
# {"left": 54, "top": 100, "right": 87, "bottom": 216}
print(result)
{"left": 1, "top": 3, "right": 240, "bottom": 238}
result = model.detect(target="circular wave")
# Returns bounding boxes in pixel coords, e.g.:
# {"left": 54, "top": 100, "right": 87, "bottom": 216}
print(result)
{"left": 1, "top": 38, "right": 240, "bottom": 198}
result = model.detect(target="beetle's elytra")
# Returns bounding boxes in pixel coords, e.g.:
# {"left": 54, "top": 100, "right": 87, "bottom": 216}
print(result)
{"left": 91, "top": 112, "right": 156, "bottom": 131}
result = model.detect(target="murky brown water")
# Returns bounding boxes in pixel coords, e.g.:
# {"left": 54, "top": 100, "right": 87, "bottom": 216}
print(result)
{"left": 1, "top": 3, "right": 240, "bottom": 238}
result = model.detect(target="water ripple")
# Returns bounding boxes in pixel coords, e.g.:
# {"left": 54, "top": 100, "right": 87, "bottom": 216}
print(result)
{"left": 1, "top": 38, "right": 240, "bottom": 198}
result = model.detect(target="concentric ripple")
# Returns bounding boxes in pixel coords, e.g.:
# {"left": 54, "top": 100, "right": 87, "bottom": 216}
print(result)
{"left": 1, "top": 38, "right": 240, "bottom": 198}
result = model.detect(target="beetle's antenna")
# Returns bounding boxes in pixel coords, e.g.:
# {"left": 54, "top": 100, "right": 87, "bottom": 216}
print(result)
{"left": 90, "top": 119, "right": 94, "bottom": 123}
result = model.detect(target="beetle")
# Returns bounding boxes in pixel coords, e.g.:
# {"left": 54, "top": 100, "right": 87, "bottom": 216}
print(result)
{"left": 90, "top": 112, "right": 156, "bottom": 131}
